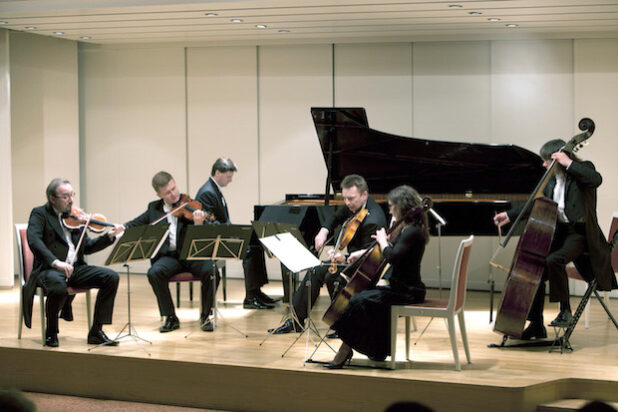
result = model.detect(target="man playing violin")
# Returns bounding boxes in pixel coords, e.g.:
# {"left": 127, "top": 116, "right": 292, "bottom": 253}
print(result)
{"left": 269, "top": 174, "right": 387, "bottom": 334}
{"left": 122, "top": 171, "right": 218, "bottom": 332}
{"left": 195, "top": 157, "right": 276, "bottom": 310}
{"left": 494, "top": 139, "right": 616, "bottom": 340}
{"left": 24, "top": 178, "right": 123, "bottom": 347}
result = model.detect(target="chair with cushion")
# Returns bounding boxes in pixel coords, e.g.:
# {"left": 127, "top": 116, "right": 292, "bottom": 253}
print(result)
{"left": 390, "top": 235, "right": 474, "bottom": 371}
{"left": 172, "top": 260, "right": 227, "bottom": 308}
{"left": 15, "top": 224, "right": 92, "bottom": 345}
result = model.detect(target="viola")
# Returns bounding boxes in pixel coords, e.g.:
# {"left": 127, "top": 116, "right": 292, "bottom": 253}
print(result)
{"left": 322, "top": 197, "right": 432, "bottom": 326}
{"left": 151, "top": 194, "right": 215, "bottom": 225}
{"left": 62, "top": 207, "right": 115, "bottom": 233}
{"left": 328, "top": 208, "right": 369, "bottom": 274}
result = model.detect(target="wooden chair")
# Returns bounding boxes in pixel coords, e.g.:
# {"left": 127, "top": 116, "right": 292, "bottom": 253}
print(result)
{"left": 172, "top": 260, "right": 227, "bottom": 308}
{"left": 390, "top": 235, "right": 474, "bottom": 371}
{"left": 15, "top": 224, "right": 92, "bottom": 345}
{"left": 566, "top": 212, "right": 617, "bottom": 328}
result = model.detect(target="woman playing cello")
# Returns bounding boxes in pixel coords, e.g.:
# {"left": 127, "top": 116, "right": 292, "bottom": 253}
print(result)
{"left": 325, "top": 185, "right": 430, "bottom": 368}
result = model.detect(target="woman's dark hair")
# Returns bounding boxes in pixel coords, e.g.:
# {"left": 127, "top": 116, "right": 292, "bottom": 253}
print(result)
{"left": 387, "top": 185, "right": 429, "bottom": 243}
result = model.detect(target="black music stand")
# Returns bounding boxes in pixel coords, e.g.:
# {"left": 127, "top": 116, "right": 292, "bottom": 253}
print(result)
{"left": 100, "top": 224, "right": 170, "bottom": 355}
{"left": 179, "top": 224, "right": 253, "bottom": 338}
{"left": 258, "top": 232, "right": 324, "bottom": 359}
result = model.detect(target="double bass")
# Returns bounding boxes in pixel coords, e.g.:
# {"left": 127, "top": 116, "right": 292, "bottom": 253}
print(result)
{"left": 493, "top": 118, "right": 595, "bottom": 339}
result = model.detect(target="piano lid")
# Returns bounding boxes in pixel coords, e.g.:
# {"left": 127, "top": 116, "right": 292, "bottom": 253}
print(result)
{"left": 311, "top": 107, "right": 545, "bottom": 196}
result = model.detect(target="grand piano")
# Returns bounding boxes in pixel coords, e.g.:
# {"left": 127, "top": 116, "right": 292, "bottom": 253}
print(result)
{"left": 255, "top": 107, "right": 545, "bottom": 244}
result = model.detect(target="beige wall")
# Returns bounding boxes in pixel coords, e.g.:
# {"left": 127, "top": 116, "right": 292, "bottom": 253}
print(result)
{"left": 6, "top": 36, "right": 617, "bottom": 295}
{"left": 9, "top": 32, "right": 79, "bottom": 284}
{"left": 0, "top": 29, "right": 13, "bottom": 287}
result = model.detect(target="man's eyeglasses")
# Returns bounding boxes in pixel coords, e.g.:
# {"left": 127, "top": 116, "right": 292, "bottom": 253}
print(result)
{"left": 54, "top": 192, "right": 75, "bottom": 200}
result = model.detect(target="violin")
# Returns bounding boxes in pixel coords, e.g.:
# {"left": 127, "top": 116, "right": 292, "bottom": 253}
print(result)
{"left": 62, "top": 207, "right": 115, "bottom": 233}
{"left": 328, "top": 208, "right": 368, "bottom": 274}
{"left": 151, "top": 194, "right": 215, "bottom": 225}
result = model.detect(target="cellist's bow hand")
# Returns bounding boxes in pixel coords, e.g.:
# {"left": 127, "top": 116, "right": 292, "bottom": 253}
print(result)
{"left": 314, "top": 228, "right": 329, "bottom": 251}
{"left": 328, "top": 249, "right": 346, "bottom": 263}
{"left": 493, "top": 212, "right": 510, "bottom": 228}
{"left": 347, "top": 249, "right": 366, "bottom": 264}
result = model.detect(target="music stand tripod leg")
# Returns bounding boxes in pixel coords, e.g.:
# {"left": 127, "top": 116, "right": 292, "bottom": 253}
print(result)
{"left": 91, "top": 264, "right": 151, "bottom": 355}
{"left": 260, "top": 270, "right": 301, "bottom": 346}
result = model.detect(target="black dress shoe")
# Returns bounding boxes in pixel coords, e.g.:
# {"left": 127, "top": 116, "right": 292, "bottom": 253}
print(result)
{"left": 258, "top": 291, "right": 280, "bottom": 304}
{"left": 549, "top": 310, "right": 573, "bottom": 327}
{"left": 243, "top": 296, "right": 274, "bottom": 310}
{"left": 268, "top": 319, "right": 301, "bottom": 334}
{"left": 87, "top": 329, "right": 119, "bottom": 346}
{"left": 45, "top": 332, "right": 59, "bottom": 347}
{"left": 160, "top": 315, "right": 180, "bottom": 333}
{"left": 323, "top": 350, "right": 353, "bottom": 369}
{"left": 326, "top": 331, "right": 339, "bottom": 339}
{"left": 200, "top": 314, "right": 214, "bottom": 332}
{"left": 520, "top": 322, "right": 547, "bottom": 340}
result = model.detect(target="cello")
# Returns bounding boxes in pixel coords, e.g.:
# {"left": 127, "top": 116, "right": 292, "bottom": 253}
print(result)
{"left": 492, "top": 118, "right": 595, "bottom": 340}
{"left": 322, "top": 197, "right": 432, "bottom": 326}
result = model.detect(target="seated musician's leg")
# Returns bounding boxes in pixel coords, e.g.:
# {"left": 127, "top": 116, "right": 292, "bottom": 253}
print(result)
{"left": 38, "top": 269, "right": 69, "bottom": 346}
{"left": 185, "top": 259, "right": 218, "bottom": 332}
{"left": 148, "top": 256, "right": 183, "bottom": 332}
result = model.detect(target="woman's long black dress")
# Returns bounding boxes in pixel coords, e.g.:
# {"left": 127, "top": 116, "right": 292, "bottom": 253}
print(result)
{"left": 331, "top": 225, "right": 427, "bottom": 361}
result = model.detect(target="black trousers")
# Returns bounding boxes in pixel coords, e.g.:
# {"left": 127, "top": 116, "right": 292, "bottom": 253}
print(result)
{"left": 528, "top": 222, "right": 586, "bottom": 323}
{"left": 38, "top": 265, "right": 119, "bottom": 334}
{"left": 291, "top": 264, "right": 346, "bottom": 324}
{"left": 147, "top": 255, "right": 217, "bottom": 317}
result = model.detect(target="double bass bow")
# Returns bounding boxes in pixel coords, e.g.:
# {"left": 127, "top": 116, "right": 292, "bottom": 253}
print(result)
{"left": 492, "top": 118, "right": 595, "bottom": 340}
{"left": 323, "top": 197, "right": 432, "bottom": 326}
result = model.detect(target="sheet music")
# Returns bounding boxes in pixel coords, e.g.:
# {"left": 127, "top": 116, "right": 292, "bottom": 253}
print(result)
{"left": 259, "top": 232, "right": 321, "bottom": 273}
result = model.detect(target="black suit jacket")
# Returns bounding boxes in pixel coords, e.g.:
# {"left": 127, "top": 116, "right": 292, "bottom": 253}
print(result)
{"left": 195, "top": 177, "right": 230, "bottom": 224}
{"left": 507, "top": 160, "right": 616, "bottom": 291}
{"left": 124, "top": 196, "right": 194, "bottom": 261}
{"left": 23, "top": 203, "right": 115, "bottom": 328}
{"left": 324, "top": 197, "right": 387, "bottom": 253}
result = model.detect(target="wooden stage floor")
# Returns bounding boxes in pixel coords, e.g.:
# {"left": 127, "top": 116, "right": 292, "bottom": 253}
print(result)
{"left": 1, "top": 275, "right": 617, "bottom": 412}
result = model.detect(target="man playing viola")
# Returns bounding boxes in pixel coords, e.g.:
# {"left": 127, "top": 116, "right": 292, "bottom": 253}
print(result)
{"left": 269, "top": 174, "right": 387, "bottom": 334}
{"left": 24, "top": 178, "right": 123, "bottom": 347}
{"left": 122, "top": 171, "right": 218, "bottom": 332}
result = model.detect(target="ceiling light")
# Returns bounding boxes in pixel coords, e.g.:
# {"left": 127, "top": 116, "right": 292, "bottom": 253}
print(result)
{"left": 80, "top": 36, "right": 91, "bottom": 39}
{"left": 449, "top": 4, "right": 462, "bottom": 8}
{"left": 230, "top": 19, "right": 243, "bottom": 23}
{"left": 54, "top": 31, "right": 64, "bottom": 35}
{"left": 256, "top": 24, "right": 267, "bottom": 29}
{"left": 25, "top": 26, "right": 36, "bottom": 30}
{"left": 506, "top": 24, "right": 518, "bottom": 28}
{"left": 278, "top": 29, "right": 290, "bottom": 33}
{"left": 205, "top": 13, "right": 218, "bottom": 17}
{"left": 468, "top": 11, "right": 482, "bottom": 15}
{"left": 488, "top": 18, "right": 501, "bottom": 22}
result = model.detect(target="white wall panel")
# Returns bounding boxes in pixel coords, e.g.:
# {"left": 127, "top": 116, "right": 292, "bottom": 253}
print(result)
{"left": 413, "top": 41, "right": 491, "bottom": 142}
{"left": 334, "top": 43, "right": 412, "bottom": 137}
{"left": 80, "top": 46, "right": 186, "bottom": 270}
{"left": 491, "top": 40, "right": 574, "bottom": 148}
{"left": 258, "top": 45, "right": 333, "bottom": 204}
{"left": 1, "top": 29, "right": 13, "bottom": 286}
{"left": 186, "top": 46, "right": 258, "bottom": 226}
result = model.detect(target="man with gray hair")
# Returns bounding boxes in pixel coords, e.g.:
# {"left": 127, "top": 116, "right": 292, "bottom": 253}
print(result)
{"left": 196, "top": 157, "right": 276, "bottom": 309}
{"left": 24, "top": 178, "right": 122, "bottom": 347}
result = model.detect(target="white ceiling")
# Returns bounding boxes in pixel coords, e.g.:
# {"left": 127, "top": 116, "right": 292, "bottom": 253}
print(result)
{"left": 1, "top": 0, "right": 617, "bottom": 45}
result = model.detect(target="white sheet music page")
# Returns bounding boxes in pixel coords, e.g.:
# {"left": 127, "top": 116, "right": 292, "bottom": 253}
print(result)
{"left": 259, "top": 232, "right": 321, "bottom": 273}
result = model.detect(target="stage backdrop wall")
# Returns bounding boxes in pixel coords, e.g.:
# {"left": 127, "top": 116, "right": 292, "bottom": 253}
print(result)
{"left": 8, "top": 35, "right": 618, "bottom": 297}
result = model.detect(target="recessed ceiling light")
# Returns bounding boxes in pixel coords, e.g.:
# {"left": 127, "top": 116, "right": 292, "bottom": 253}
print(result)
{"left": 488, "top": 18, "right": 501, "bottom": 22}
{"left": 0, "top": 22, "right": 7, "bottom": 25}
{"left": 256, "top": 24, "right": 267, "bottom": 29}
{"left": 468, "top": 11, "right": 482, "bottom": 15}
{"left": 230, "top": 19, "right": 243, "bottom": 23}
{"left": 54, "top": 31, "right": 64, "bottom": 35}
{"left": 278, "top": 29, "right": 290, "bottom": 33}
{"left": 506, "top": 24, "right": 518, "bottom": 28}
{"left": 448, "top": 4, "right": 462, "bottom": 8}
{"left": 205, "top": 13, "right": 218, "bottom": 17}
{"left": 80, "top": 36, "right": 91, "bottom": 39}
{"left": 25, "top": 26, "right": 37, "bottom": 30}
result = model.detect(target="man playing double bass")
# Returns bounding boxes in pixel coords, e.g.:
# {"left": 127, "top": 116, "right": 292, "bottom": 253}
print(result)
{"left": 494, "top": 139, "right": 617, "bottom": 340}
{"left": 269, "top": 174, "right": 387, "bottom": 334}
